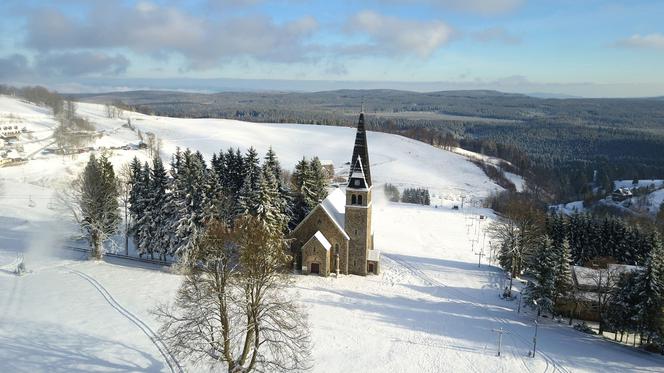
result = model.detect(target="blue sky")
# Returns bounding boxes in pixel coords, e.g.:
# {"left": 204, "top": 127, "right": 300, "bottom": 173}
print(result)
{"left": 1, "top": 0, "right": 663, "bottom": 96}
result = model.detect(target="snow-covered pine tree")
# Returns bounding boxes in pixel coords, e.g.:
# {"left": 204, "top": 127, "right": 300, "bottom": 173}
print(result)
{"left": 291, "top": 157, "right": 317, "bottom": 228}
{"left": 309, "top": 156, "right": 328, "bottom": 203}
{"left": 552, "top": 238, "right": 573, "bottom": 310}
{"left": 79, "top": 154, "right": 120, "bottom": 259}
{"left": 172, "top": 149, "right": 209, "bottom": 263}
{"left": 264, "top": 147, "right": 293, "bottom": 223}
{"left": 235, "top": 147, "right": 262, "bottom": 217}
{"left": 202, "top": 166, "right": 226, "bottom": 224}
{"left": 161, "top": 152, "right": 183, "bottom": 258}
{"left": 256, "top": 165, "right": 288, "bottom": 233}
{"left": 632, "top": 234, "right": 664, "bottom": 343}
{"left": 135, "top": 161, "right": 153, "bottom": 258}
{"left": 147, "top": 156, "right": 169, "bottom": 259}
{"left": 606, "top": 272, "right": 640, "bottom": 342}
{"left": 128, "top": 156, "right": 145, "bottom": 239}
{"left": 524, "top": 236, "right": 557, "bottom": 315}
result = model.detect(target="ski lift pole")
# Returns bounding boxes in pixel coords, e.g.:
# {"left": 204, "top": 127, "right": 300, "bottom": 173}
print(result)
{"left": 492, "top": 327, "right": 508, "bottom": 356}
{"left": 531, "top": 300, "right": 540, "bottom": 358}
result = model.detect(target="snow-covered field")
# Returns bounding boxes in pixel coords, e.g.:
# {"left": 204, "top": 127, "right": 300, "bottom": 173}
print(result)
{"left": 1, "top": 96, "right": 663, "bottom": 372}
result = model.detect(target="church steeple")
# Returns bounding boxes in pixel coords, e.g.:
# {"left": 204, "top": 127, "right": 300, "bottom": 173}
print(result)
{"left": 348, "top": 111, "right": 372, "bottom": 188}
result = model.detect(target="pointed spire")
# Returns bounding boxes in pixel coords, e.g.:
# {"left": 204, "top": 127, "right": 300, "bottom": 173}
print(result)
{"left": 348, "top": 112, "right": 372, "bottom": 187}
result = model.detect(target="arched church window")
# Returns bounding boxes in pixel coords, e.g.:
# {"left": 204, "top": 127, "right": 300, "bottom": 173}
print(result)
{"left": 358, "top": 195, "right": 363, "bottom": 205}
{"left": 351, "top": 195, "right": 357, "bottom": 205}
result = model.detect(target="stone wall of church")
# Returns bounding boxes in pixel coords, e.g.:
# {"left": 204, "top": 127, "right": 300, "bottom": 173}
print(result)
{"left": 302, "top": 239, "right": 330, "bottom": 277}
{"left": 290, "top": 206, "right": 349, "bottom": 274}
{"left": 345, "top": 201, "right": 372, "bottom": 275}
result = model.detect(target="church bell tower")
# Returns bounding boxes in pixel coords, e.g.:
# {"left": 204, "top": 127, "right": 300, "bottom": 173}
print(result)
{"left": 345, "top": 111, "right": 375, "bottom": 275}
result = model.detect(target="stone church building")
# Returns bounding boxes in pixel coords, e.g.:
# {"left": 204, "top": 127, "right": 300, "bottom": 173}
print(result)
{"left": 290, "top": 112, "right": 380, "bottom": 276}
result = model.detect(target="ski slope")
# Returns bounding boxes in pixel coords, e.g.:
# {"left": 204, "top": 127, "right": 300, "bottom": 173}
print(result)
{"left": 1, "top": 96, "right": 663, "bottom": 372}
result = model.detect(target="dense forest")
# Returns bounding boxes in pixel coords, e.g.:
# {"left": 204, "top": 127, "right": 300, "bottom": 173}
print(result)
{"left": 59, "top": 89, "right": 664, "bottom": 202}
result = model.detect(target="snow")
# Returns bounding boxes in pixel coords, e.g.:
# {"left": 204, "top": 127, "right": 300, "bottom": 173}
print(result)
{"left": 505, "top": 171, "right": 525, "bottom": 192}
{"left": 1, "top": 96, "right": 663, "bottom": 372}
{"left": 312, "top": 231, "right": 331, "bottom": 250}
{"left": 451, "top": 147, "right": 526, "bottom": 193}
{"left": 550, "top": 200, "right": 586, "bottom": 215}
{"left": 320, "top": 188, "right": 347, "bottom": 230}
{"left": 614, "top": 179, "right": 664, "bottom": 190}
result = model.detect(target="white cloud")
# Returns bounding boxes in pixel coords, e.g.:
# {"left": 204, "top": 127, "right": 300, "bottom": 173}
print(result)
{"left": 615, "top": 33, "right": 664, "bottom": 50}
{"left": 35, "top": 52, "right": 130, "bottom": 76}
{"left": 472, "top": 27, "right": 521, "bottom": 45}
{"left": 346, "top": 11, "right": 453, "bottom": 58}
{"left": 381, "top": 0, "right": 524, "bottom": 15}
{"left": 23, "top": 2, "right": 319, "bottom": 70}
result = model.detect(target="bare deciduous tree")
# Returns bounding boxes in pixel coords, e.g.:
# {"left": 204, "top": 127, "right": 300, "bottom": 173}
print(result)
{"left": 155, "top": 217, "right": 311, "bottom": 372}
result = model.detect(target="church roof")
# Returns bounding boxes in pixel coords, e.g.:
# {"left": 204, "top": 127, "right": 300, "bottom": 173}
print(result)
{"left": 312, "top": 231, "right": 331, "bottom": 250}
{"left": 320, "top": 188, "right": 346, "bottom": 232}
{"left": 348, "top": 112, "right": 372, "bottom": 187}
{"left": 290, "top": 188, "right": 349, "bottom": 241}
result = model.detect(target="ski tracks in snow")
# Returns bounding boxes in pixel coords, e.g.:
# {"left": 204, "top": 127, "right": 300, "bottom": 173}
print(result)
{"left": 67, "top": 268, "right": 183, "bottom": 373}
{"left": 384, "top": 254, "right": 571, "bottom": 373}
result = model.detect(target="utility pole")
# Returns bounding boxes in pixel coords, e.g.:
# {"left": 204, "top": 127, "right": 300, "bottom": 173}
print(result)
{"left": 492, "top": 327, "right": 508, "bottom": 356}
{"left": 460, "top": 195, "right": 465, "bottom": 210}
{"left": 475, "top": 250, "right": 485, "bottom": 268}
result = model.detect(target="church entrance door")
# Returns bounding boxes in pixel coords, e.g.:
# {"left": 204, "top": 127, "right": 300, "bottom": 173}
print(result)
{"left": 310, "top": 263, "right": 320, "bottom": 274}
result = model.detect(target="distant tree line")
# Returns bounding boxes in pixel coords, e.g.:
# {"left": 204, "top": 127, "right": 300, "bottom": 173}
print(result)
{"left": 74, "top": 89, "right": 664, "bottom": 203}
{"left": 0, "top": 84, "right": 64, "bottom": 115}
{"left": 383, "top": 183, "right": 400, "bottom": 202}
{"left": 402, "top": 188, "right": 431, "bottom": 205}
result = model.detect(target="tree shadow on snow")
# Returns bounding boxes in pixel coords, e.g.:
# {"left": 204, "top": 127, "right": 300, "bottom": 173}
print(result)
{"left": 0, "top": 320, "right": 165, "bottom": 372}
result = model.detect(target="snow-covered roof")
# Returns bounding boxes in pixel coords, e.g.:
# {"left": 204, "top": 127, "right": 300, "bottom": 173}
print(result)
{"left": 313, "top": 231, "right": 331, "bottom": 250}
{"left": 573, "top": 264, "right": 643, "bottom": 289}
{"left": 321, "top": 188, "right": 346, "bottom": 232}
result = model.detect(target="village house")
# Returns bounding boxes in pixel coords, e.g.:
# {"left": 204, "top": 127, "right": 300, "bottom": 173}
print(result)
{"left": 290, "top": 112, "right": 380, "bottom": 276}
{"left": 557, "top": 264, "right": 642, "bottom": 321}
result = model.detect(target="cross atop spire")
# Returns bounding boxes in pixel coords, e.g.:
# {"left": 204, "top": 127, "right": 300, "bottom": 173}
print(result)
{"left": 348, "top": 111, "right": 372, "bottom": 188}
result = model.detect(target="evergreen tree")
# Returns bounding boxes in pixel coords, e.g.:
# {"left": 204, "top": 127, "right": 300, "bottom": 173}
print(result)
{"left": 264, "top": 147, "right": 293, "bottom": 223}
{"left": 149, "top": 156, "right": 170, "bottom": 259}
{"left": 256, "top": 166, "right": 288, "bottom": 233}
{"left": 291, "top": 157, "right": 317, "bottom": 227}
{"left": 633, "top": 235, "right": 664, "bottom": 343}
{"left": 552, "top": 238, "right": 574, "bottom": 310}
{"left": 309, "top": 156, "right": 328, "bottom": 203}
{"left": 234, "top": 147, "right": 261, "bottom": 217}
{"left": 172, "top": 149, "right": 209, "bottom": 262}
{"left": 524, "top": 236, "right": 557, "bottom": 314}
{"left": 128, "top": 157, "right": 146, "bottom": 236}
{"left": 79, "top": 154, "right": 120, "bottom": 259}
{"left": 606, "top": 272, "right": 640, "bottom": 342}
{"left": 135, "top": 162, "right": 153, "bottom": 257}
{"left": 202, "top": 166, "right": 226, "bottom": 225}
